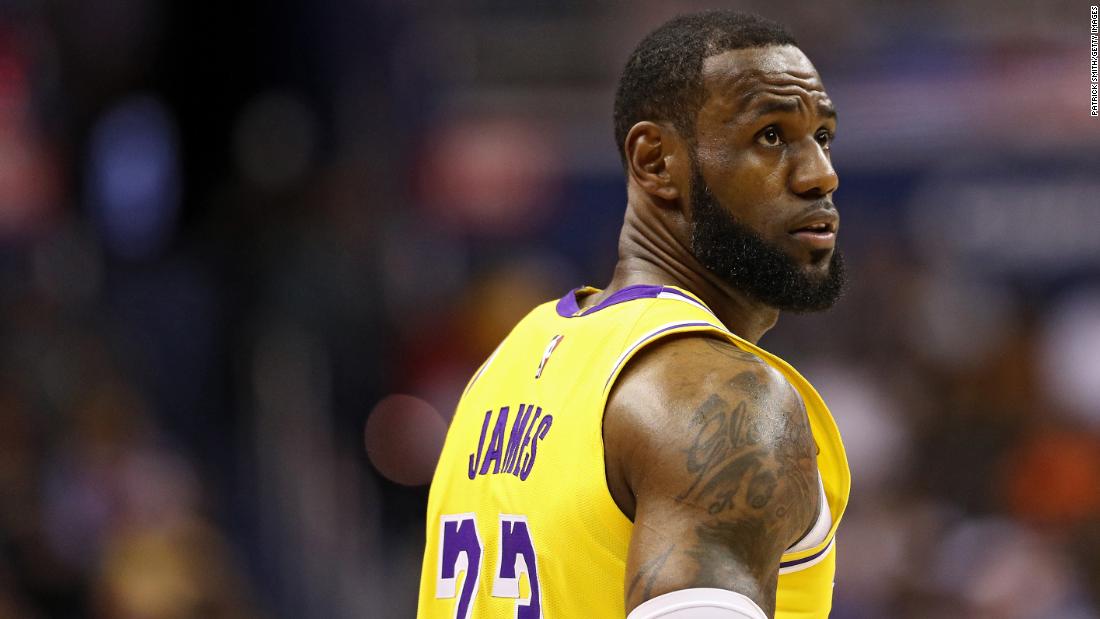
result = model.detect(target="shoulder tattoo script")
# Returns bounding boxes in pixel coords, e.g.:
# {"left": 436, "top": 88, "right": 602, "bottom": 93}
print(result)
{"left": 676, "top": 356, "right": 818, "bottom": 599}
{"left": 622, "top": 338, "right": 820, "bottom": 615}
{"left": 682, "top": 340, "right": 816, "bottom": 520}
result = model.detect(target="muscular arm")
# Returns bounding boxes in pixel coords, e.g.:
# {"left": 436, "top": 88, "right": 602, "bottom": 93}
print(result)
{"left": 604, "top": 336, "right": 820, "bottom": 618}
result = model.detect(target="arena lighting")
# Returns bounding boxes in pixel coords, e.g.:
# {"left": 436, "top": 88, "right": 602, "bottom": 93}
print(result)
{"left": 365, "top": 394, "right": 448, "bottom": 486}
{"left": 87, "top": 95, "right": 181, "bottom": 260}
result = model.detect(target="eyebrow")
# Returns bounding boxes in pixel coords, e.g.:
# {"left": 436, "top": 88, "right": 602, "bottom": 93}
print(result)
{"left": 747, "top": 97, "right": 838, "bottom": 121}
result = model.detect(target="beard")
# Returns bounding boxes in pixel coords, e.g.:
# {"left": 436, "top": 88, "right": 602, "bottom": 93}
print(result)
{"left": 689, "top": 158, "right": 846, "bottom": 313}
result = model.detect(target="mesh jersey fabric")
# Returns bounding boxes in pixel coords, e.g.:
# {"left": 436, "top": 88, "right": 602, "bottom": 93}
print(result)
{"left": 417, "top": 285, "right": 850, "bottom": 619}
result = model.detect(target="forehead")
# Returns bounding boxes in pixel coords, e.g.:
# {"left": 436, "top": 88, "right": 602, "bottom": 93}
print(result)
{"left": 699, "top": 45, "right": 831, "bottom": 118}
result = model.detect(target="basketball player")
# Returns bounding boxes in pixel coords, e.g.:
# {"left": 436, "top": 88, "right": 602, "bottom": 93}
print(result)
{"left": 417, "top": 11, "right": 848, "bottom": 619}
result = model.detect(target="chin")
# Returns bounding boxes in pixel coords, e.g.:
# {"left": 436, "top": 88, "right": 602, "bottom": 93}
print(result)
{"left": 807, "top": 247, "right": 835, "bottom": 265}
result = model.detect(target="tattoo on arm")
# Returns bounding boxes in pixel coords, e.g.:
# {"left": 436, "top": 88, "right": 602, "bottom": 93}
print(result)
{"left": 687, "top": 518, "right": 778, "bottom": 610}
{"left": 626, "top": 543, "right": 675, "bottom": 603}
{"left": 676, "top": 372, "right": 814, "bottom": 518}
{"left": 676, "top": 360, "right": 818, "bottom": 613}
{"left": 618, "top": 337, "right": 820, "bottom": 616}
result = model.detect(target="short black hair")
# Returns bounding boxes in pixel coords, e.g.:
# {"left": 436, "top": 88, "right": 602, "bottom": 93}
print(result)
{"left": 613, "top": 11, "right": 798, "bottom": 166}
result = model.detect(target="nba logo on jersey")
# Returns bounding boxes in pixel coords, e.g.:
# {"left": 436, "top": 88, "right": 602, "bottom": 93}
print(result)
{"left": 534, "top": 335, "right": 564, "bottom": 379}
{"left": 418, "top": 285, "right": 849, "bottom": 618}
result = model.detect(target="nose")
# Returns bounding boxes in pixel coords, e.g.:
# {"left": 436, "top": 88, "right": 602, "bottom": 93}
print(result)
{"left": 790, "top": 140, "right": 839, "bottom": 199}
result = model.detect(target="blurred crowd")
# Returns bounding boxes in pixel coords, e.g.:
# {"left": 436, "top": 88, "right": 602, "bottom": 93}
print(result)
{"left": 0, "top": 1, "right": 1098, "bottom": 618}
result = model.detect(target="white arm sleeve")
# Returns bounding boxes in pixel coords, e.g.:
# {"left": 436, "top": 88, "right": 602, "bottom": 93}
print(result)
{"left": 626, "top": 588, "right": 769, "bottom": 619}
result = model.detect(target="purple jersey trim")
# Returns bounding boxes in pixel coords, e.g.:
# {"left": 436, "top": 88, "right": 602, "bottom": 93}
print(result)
{"left": 603, "top": 321, "right": 720, "bottom": 390}
{"left": 555, "top": 285, "right": 702, "bottom": 318}
{"left": 778, "top": 538, "right": 833, "bottom": 569}
{"left": 462, "top": 345, "right": 501, "bottom": 397}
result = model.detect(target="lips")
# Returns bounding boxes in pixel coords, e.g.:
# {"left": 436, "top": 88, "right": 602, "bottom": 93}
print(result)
{"left": 789, "top": 210, "right": 839, "bottom": 235}
{"left": 793, "top": 221, "right": 833, "bottom": 234}
{"left": 789, "top": 209, "right": 839, "bottom": 251}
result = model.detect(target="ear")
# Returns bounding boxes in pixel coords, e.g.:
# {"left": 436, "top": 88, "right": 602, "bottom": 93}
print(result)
{"left": 623, "top": 121, "right": 684, "bottom": 203}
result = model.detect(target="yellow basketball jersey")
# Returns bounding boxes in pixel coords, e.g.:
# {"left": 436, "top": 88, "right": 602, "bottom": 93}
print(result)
{"left": 417, "top": 285, "right": 850, "bottom": 619}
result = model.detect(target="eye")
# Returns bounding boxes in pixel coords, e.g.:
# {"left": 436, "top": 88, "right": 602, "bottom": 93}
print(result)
{"left": 756, "top": 126, "right": 782, "bottom": 147}
{"left": 815, "top": 129, "right": 834, "bottom": 149}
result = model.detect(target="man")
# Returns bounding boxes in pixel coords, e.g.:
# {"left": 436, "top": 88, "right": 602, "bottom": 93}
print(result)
{"left": 417, "top": 10, "right": 849, "bottom": 619}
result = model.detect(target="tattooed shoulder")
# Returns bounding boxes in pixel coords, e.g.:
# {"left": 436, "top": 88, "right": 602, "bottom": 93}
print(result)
{"left": 701, "top": 337, "right": 764, "bottom": 365}
{"left": 672, "top": 354, "right": 817, "bottom": 533}
{"left": 611, "top": 335, "right": 820, "bottom": 615}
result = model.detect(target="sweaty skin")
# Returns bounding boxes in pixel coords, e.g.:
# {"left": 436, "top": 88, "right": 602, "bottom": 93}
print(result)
{"left": 605, "top": 336, "right": 818, "bottom": 617}
{"left": 591, "top": 45, "right": 840, "bottom": 617}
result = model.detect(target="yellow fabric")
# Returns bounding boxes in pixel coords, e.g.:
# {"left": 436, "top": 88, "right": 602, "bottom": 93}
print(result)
{"left": 417, "top": 286, "right": 850, "bottom": 618}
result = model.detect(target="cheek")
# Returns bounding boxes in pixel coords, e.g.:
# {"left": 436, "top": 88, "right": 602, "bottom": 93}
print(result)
{"left": 714, "top": 144, "right": 785, "bottom": 185}
{"left": 743, "top": 150, "right": 790, "bottom": 189}
{"left": 711, "top": 153, "right": 788, "bottom": 223}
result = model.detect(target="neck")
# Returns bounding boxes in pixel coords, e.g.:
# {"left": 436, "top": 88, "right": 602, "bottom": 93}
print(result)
{"left": 590, "top": 197, "right": 780, "bottom": 345}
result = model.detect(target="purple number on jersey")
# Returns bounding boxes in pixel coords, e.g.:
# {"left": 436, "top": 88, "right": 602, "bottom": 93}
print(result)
{"left": 492, "top": 514, "right": 541, "bottom": 618}
{"left": 437, "top": 513, "right": 483, "bottom": 619}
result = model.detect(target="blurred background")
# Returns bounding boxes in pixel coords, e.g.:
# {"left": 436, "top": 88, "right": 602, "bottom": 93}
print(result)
{"left": 0, "top": 0, "right": 1098, "bottom": 617}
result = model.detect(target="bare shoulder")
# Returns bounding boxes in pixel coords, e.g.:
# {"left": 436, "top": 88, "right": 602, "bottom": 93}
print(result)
{"left": 604, "top": 334, "right": 819, "bottom": 616}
